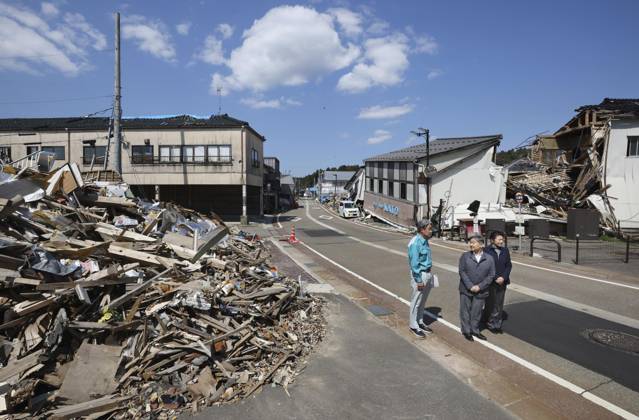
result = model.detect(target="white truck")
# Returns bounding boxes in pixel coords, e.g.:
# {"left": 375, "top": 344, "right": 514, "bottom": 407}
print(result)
{"left": 338, "top": 200, "right": 360, "bottom": 218}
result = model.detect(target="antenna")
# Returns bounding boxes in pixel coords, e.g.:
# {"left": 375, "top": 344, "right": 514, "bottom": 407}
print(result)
{"left": 217, "top": 87, "right": 223, "bottom": 115}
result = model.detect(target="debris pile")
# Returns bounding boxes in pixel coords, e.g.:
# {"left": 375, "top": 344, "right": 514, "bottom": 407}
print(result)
{"left": 0, "top": 155, "right": 325, "bottom": 418}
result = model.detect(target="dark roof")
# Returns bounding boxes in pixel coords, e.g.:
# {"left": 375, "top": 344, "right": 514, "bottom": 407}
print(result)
{"left": 575, "top": 98, "right": 639, "bottom": 114}
{"left": 364, "top": 135, "right": 502, "bottom": 162}
{"left": 0, "top": 114, "right": 265, "bottom": 139}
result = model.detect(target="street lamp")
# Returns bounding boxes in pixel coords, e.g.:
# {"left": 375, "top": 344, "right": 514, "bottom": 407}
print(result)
{"left": 410, "top": 128, "right": 431, "bottom": 219}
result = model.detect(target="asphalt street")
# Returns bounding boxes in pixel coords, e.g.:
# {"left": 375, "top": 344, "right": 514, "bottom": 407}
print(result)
{"left": 272, "top": 200, "right": 639, "bottom": 417}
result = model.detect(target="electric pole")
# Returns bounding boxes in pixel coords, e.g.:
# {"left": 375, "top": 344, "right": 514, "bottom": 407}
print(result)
{"left": 113, "top": 12, "right": 122, "bottom": 175}
{"left": 410, "top": 128, "right": 431, "bottom": 219}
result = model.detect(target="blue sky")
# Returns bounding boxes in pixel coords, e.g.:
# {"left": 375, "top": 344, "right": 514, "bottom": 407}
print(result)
{"left": 1, "top": 0, "right": 638, "bottom": 176}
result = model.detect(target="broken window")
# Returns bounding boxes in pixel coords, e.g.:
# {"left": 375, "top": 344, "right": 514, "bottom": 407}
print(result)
{"left": 0, "top": 146, "right": 10, "bottom": 161}
{"left": 26, "top": 144, "right": 40, "bottom": 156}
{"left": 131, "top": 145, "right": 154, "bottom": 164}
{"left": 628, "top": 136, "right": 639, "bottom": 157}
{"left": 42, "top": 146, "right": 65, "bottom": 160}
{"left": 400, "top": 182, "right": 407, "bottom": 199}
{"left": 83, "top": 146, "right": 106, "bottom": 165}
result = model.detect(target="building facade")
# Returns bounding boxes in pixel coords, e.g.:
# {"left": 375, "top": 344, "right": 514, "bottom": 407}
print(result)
{"left": 363, "top": 135, "right": 505, "bottom": 227}
{"left": 0, "top": 114, "right": 265, "bottom": 219}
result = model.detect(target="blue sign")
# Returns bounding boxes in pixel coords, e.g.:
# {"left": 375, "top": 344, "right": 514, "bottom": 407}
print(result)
{"left": 373, "top": 202, "right": 399, "bottom": 216}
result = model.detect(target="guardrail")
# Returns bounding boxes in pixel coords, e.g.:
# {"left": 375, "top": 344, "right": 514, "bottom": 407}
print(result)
{"left": 530, "top": 237, "right": 561, "bottom": 262}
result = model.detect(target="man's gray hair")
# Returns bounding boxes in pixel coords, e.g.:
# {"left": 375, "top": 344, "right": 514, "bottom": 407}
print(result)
{"left": 468, "top": 234, "right": 483, "bottom": 243}
{"left": 416, "top": 219, "right": 432, "bottom": 231}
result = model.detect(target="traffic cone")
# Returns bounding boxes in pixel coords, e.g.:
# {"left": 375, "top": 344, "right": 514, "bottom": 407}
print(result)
{"left": 288, "top": 225, "right": 299, "bottom": 244}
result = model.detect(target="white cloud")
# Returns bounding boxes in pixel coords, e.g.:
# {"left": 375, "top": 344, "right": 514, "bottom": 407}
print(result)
{"left": 367, "top": 129, "right": 392, "bottom": 145}
{"left": 367, "top": 20, "right": 389, "bottom": 35}
{"left": 415, "top": 34, "right": 438, "bottom": 54}
{"left": 210, "top": 5, "right": 359, "bottom": 94}
{"left": 0, "top": 2, "right": 107, "bottom": 75}
{"left": 327, "top": 8, "right": 362, "bottom": 37}
{"left": 122, "top": 15, "right": 176, "bottom": 62}
{"left": 216, "top": 23, "right": 234, "bottom": 39}
{"left": 427, "top": 69, "right": 443, "bottom": 80}
{"left": 337, "top": 33, "right": 409, "bottom": 93}
{"left": 358, "top": 104, "right": 413, "bottom": 119}
{"left": 176, "top": 21, "right": 191, "bottom": 36}
{"left": 240, "top": 96, "right": 302, "bottom": 109}
{"left": 196, "top": 35, "right": 224, "bottom": 65}
{"left": 41, "top": 2, "right": 58, "bottom": 18}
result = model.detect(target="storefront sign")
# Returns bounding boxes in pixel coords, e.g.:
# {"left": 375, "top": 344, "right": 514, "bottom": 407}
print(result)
{"left": 373, "top": 202, "right": 399, "bottom": 216}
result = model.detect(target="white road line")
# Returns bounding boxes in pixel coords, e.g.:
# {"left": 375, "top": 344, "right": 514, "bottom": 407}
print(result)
{"left": 297, "top": 239, "right": 638, "bottom": 420}
{"left": 429, "top": 242, "right": 639, "bottom": 292}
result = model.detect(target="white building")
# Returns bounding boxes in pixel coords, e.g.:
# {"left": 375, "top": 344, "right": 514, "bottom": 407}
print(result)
{"left": 363, "top": 135, "right": 506, "bottom": 227}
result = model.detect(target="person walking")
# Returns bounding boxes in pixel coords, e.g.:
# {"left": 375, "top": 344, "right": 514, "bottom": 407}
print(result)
{"left": 483, "top": 231, "right": 512, "bottom": 334}
{"left": 407, "top": 219, "right": 434, "bottom": 339}
{"left": 458, "top": 234, "right": 495, "bottom": 342}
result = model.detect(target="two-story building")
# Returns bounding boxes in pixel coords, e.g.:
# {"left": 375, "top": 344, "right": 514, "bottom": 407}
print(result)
{"left": 363, "top": 135, "right": 506, "bottom": 227}
{"left": 0, "top": 114, "right": 265, "bottom": 219}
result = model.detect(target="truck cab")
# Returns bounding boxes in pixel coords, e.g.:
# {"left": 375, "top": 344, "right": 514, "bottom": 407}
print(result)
{"left": 338, "top": 200, "right": 360, "bottom": 218}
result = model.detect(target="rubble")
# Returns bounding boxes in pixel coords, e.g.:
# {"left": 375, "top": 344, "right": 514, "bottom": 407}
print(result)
{"left": 0, "top": 156, "right": 326, "bottom": 418}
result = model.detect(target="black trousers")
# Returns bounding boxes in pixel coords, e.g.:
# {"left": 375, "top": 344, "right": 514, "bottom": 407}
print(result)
{"left": 483, "top": 283, "right": 507, "bottom": 329}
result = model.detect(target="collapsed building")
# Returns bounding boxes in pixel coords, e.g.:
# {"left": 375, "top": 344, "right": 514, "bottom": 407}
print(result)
{"left": 524, "top": 98, "right": 639, "bottom": 232}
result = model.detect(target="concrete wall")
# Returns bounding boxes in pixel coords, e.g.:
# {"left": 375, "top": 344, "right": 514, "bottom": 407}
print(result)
{"left": 0, "top": 126, "right": 264, "bottom": 187}
{"left": 605, "top": 120, "right": 639, "bottom": 229}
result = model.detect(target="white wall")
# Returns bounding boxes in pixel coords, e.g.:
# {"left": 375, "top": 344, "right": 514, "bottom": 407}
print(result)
{"left": 605, "top": 120, "right": 639, "bottom": 229}
{"left": 423, "top": 146, "right": 506, "bottom": 208}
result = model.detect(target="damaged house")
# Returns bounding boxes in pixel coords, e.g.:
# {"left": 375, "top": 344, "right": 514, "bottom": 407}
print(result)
{"left": 363, "top": 135, "right": 506, "bottom": 228}
{"left": 528, "top": 98, "right": 639, "bottom": 231}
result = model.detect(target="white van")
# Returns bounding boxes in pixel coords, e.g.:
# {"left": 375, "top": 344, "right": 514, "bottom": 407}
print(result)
{"left": 338, "top": 200, "right": 360, "bottom": 218}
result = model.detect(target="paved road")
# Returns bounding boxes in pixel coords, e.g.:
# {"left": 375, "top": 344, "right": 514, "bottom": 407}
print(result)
{"left": 273, "top": 200, "right": 639, "bottom": 416}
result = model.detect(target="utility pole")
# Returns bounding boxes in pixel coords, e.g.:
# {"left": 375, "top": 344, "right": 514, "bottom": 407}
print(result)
{"left": 410, "top": 127, "right": 431, "bottom": 219}
{"left": 113, "top": 12, "right": 122, "bottom": 175}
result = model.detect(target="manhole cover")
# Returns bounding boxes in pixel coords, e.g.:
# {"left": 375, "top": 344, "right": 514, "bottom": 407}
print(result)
{"left": 584, "top": 329, "right": 639, "bottom": 354}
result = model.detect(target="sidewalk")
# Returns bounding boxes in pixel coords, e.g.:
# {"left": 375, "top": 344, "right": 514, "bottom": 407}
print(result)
{"left": 191, "top": 239, "right": 512, "bottom": 420}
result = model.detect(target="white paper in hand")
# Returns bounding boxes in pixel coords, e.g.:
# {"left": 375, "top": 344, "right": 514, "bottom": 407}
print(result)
{"left": 432, "top": 274, "right": 440, "bottom": 288}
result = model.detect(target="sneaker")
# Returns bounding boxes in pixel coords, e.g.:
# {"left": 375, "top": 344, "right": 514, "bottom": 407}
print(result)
{"left": 410, "top": 328, "right": 426, "bottom": 339}
{"left": 418, "top": 323, "right": 433, "bottom": 334}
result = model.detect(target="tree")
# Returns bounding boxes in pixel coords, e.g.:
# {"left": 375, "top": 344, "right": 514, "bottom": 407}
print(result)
{"left": 496, "top": 148, "right": 528, "bottom": 165}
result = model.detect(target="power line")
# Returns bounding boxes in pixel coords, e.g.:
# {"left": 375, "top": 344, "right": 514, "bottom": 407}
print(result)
{"left": 0, "top": 48, "right": 115, "bottom": 60}
{"left": 0, "top": 95, "right": 112, "bottom": 106}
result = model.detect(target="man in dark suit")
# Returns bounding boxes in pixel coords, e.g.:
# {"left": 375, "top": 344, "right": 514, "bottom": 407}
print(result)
{"left": 483, "top": 231, "right": 512, "bottom": 334}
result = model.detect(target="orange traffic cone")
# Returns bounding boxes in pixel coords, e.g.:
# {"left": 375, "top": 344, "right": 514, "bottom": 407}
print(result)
{"left": 288, "top": 225, "right": 299, "bottom": 244}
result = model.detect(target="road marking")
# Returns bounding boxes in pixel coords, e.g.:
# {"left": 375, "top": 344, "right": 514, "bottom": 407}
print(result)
{"left": 313, "top": 203, "right": 639, "bottom": 293}
{"left": 275, "top": 213, "right": 283, "bottom": 228}
{"left": 291, "top": 216, "right": 302, "bottom": 223}
{"left": 429, "top": 242, "right": 639, "bottom": 292}
{"left": 318, "top": 215, "right": 333, "bottom": 220}
{"left": 297, "top": 239, "right": 638, "bottom": 420}
{"left": 306, "top": 205, "right": 639, "bottom": 329}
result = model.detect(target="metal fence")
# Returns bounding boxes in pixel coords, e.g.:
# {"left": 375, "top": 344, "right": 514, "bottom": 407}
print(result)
{"left": 574, "top": 235, "right": 639, "bottom": 265}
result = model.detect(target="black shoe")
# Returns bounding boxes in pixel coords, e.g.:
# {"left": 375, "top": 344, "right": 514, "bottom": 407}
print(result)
{"left": 473, "top": 333, "right": 487, "bottom": 341}
{"left": 418, "top": 323, "right": 433, "bottom": 334}
{"left": 463, "top": 333, "right": 474, "bottom": 341}
{"left": 488, "top": 327, "right": 499, "bottom": 334}
{"left": 410, "top": 328, "right": 426, "bottom": 339}
{"left": 494, "top": 328, "right": 503, "bottom": 334}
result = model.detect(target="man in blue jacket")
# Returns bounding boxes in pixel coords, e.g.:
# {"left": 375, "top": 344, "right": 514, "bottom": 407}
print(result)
{"left": 483, "top": 231, "right": 512, "bottom": 334}
{"left": 407, "top": 219, "right": 433, "bottom": 339}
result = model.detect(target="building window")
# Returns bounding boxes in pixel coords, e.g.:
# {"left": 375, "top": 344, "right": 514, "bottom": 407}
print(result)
{"left": 628, "top": 136, "right": 639, "bottom": 157}
{"left": 368, "top": 177, "right": 374, "bottom": 191}
{"left": 387, "top": 162, "right": 394, "bottom": 180}
{"left": 26, "top": 145, "right": 40, "bottom": 156}
{"left": 83, "top": 146, "right": 106, "bottom": 165}
{"left": 399, "top": 162, "right": 407, "bottom": 181}
{"left": 251, "top": 148, "right": 260, "bottom": 168}
{"left": 131, "top": 145, "right": 154, "bottom": 164}
{"left": 378, "top": 179, "right": 383, "bottom": 194}
{"left": 0, "top": 147, "right": 11, "bottom": 162}
{"left": 400, "top": 183, "right": 407, "bottom": 200}
{"left": 159, "top": 145, "right": 181, "bottom": 163}
{"left": 388, "top": 181, "right": 394, "bottom": 197}
{"left": 208, "top": 145, "right": 232, "bottom": 162}
{"left": 366, "top": 162, "right": 372, "bottom": 177}
{"left": 41, "top": 146, "right": 65, "bottom": 160}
